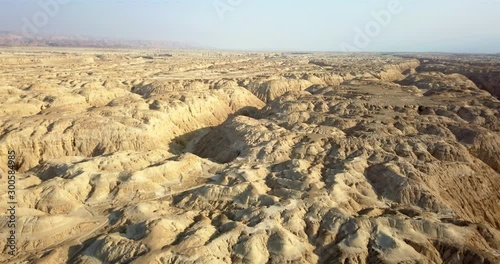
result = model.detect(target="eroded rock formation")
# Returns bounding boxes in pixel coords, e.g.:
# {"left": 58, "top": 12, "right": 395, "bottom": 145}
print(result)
{"left": 0, "top": 50, "right": 499, "bottom": 263}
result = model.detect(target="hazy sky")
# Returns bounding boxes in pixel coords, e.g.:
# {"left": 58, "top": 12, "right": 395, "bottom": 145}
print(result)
{"left": 0, "top": 0, "right": 499, "bottom": 53}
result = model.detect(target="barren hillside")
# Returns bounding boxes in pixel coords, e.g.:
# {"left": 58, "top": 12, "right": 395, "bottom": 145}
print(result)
{"left": 0, "top": 49, "right": 499, "bottom": 263}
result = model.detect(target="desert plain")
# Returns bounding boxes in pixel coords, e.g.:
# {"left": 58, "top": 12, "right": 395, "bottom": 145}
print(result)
{"left": 0, "top": 49, "right": 499, "bottom": 263}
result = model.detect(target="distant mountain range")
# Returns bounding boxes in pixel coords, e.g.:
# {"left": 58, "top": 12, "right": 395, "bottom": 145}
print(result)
{"left": 0, "top": 31, "right": 196, "bottom": 49}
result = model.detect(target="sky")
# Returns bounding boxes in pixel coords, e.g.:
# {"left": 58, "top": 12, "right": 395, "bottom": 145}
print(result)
{"left": 0, "top": 0, "right": 499, "bottom": 53}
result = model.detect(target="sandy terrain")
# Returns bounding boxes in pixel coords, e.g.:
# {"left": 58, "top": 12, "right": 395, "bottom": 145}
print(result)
{"left": 0, "top": 48, "right": 499, "bottom": 263}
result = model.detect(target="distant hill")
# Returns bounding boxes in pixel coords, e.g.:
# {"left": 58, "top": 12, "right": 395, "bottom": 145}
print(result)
{"left": 0, "top": 32, "right": 196, "bottom": 49}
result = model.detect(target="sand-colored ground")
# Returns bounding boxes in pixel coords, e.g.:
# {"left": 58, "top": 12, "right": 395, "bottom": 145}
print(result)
{"left": 0, "top": 48, "right": 499, "bottom": 263}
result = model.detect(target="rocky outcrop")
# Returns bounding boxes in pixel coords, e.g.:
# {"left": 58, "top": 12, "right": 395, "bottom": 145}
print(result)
{"left": 411, "top": 55, "right": 500, "bottom": 98}
{"left": 0, "top": 83, "right": 264, "bottom": 172}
